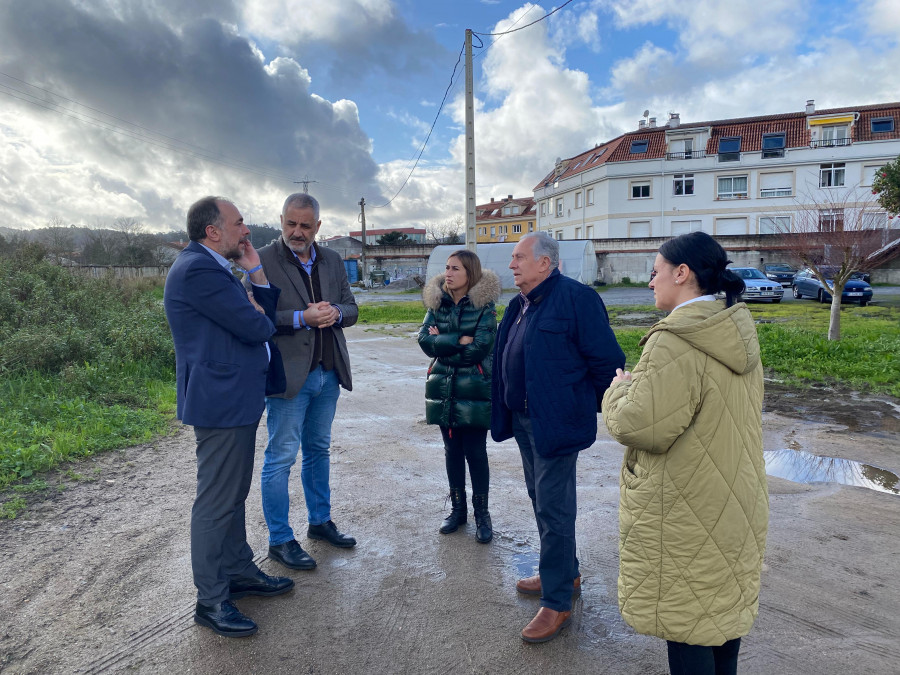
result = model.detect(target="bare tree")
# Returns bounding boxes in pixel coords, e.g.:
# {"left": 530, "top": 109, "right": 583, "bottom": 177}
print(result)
{"left": 42, "top": 217, "right": 75, "bottom": 262}
{"left": 114, "top": 217, "right": 149, "bottom": 265}
{"left": 426, "top": 216, "right": 464, "bottom": 244}
{"left": 771, "top": 186, "right": 899, "bottom": 340}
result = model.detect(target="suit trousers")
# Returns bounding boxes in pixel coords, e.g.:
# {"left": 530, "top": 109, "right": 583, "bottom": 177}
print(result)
{"left": 192, "top": 421, "right": 260, "bottom": 604}
{"left": 512, "top": 411, "right": 580, "bottom": 612}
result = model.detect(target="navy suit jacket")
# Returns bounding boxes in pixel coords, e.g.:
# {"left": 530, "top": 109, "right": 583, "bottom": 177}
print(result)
{"left": 164, "top": 241, "right": 280, "bottom": 428}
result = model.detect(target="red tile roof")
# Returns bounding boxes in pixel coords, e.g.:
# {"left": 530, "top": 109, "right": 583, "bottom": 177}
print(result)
{"left": 532, "top": 102, "right": 900, "bottom": 190}
{"left": 475, "top": 196, "right": 536, "bottom": 221}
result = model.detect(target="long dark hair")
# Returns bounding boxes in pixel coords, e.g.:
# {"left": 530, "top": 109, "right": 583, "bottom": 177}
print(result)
{"left": 659, "top": 232, "right": 745, "bottom": 307}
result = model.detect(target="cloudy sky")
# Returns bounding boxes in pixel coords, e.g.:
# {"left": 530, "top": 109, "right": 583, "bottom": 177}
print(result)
{"left": 2, "top": 0, "right": 899, "bottom": 237}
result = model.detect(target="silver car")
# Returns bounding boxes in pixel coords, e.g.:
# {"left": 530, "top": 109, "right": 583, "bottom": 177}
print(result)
{"left": 730, "top": 267, "right": 784, "bottom": 303}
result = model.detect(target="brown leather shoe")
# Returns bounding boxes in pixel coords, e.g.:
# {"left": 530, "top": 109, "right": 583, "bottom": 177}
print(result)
{"left": 515, "top": 574, "right": 582, "bottom": 597}
{"left": 521, "top": 607, "right": 572, "bottom": 643}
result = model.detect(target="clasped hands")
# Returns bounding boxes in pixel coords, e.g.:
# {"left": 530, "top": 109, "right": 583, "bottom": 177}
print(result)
{"left": 428, "top": 326, "right": 473, "bottom": 345}
{"left": 304, "top": 301, "right": 339, "bottom": 328}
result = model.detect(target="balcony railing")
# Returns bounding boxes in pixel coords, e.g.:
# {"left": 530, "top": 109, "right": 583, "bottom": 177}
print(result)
{"left": 666, "top": 150, "right": 707, "bottom": 160}
{"left": 810, "top": 138, "right": 852, "bottom": 148}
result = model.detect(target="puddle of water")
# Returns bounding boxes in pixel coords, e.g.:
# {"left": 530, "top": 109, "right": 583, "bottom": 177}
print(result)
{"left": 765, "top": 448, "right": 900, "bottom": 495}
{"left": 512, "top": 551, "right": 538, "bottom": 578}
{"left": 763, "top": 384, "right": 900, "bottom": 433}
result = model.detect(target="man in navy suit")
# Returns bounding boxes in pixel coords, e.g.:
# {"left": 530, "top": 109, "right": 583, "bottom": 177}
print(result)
{"left": 164, "top": 196, "right": 292, "bottom": 638}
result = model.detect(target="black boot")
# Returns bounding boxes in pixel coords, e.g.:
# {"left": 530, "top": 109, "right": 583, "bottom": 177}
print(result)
{"left": 472, "top": 493, "right": 493, "bottom": 543}
{"left": 439, "top": 488, "right": 467, "bottom": 534}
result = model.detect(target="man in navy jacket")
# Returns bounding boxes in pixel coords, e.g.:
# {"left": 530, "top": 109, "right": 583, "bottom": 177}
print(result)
{"left": 491, "top": 232, "right": 625, "bottom": 644}
{"left": 164, "top": 196, "right": 292, "bottom": 637}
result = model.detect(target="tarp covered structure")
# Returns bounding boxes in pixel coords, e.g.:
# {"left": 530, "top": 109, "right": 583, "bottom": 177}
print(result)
{"left": 426, "top": 241, "right": 598, "bottom": 288}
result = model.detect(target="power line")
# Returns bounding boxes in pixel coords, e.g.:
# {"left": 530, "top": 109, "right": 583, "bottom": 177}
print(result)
{"left": 471, "top": 0, "right": 575, "bottom": 37}
{"left": 373, "top": 41, "right": 466, "bottom": 208}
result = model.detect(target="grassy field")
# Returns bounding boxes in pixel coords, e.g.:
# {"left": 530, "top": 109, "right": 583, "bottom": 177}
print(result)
{"left": 360, "top": 300, "right": 900, "bottom": 397}
{"left": 1, "top": 269, "right": 896, "bottom": 518}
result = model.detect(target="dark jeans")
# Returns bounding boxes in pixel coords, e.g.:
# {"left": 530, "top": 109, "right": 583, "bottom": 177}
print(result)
{"left": 439, "top": 426, "right": 489, "bottom": 494}
{"left": 192, "top": 422, "right": 260, "bottom": 604}
{"left": 512, "top": 411, "right": 579, "bottom": 612}
{"left": 667, "top": 638, "right": 741, "bottom": 675}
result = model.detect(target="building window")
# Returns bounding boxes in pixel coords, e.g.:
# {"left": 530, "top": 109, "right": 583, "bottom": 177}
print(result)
{"left": 478, "top": 227, "right": 487, "bottom": 236}
{"left": 528, "top": 222, "right": 534, "bottom": 231}
{"left": 503, "top": 206, "right": 511, "bottom": 215}
{"left": 630, "top": 139, "right": 649, "bottom": 154}
{"left": 669, "top": 138, "right": 694, "bottom": 159}
{"left": 499, "top": 225, "right": 507, "bottom": 234}
{"left": 671, "top": 220, "right": 701, "bottom": 235}
{"left": 820, "top": 163, "right": 845, "bottom": 187}
{"left": 819, "top": 125, "right": 849, "bottom": 146}
{"left": 513, "top": 224, "right": 522, "bottom": 233}
{"left": 819, "top": 209, "right": 844, "bottom": 232}
{"left": 871, "top": 117, "right": 894, "bottom": 133}
{"left": 673, "top": 174, "right": 694, "bottom": 196}
{"left": 575, "top": 227, "right": 581, "bottom": 238}
{"left": 759, "top": 171, "right": 792, "bottom": 198}
{"left": 718, "top": 136, "right": 741, "bottom": 162}
{"left": 512, "top": 205, "right": 520, "bottom": 215}
{"left": 628, "top": 221, "right": 651, "bottom": 237}
{"left": 717, "top": 175, "right": 748, "bottom": 199}
{"left": 631, "top": 181, "right": 651, "bottom": 199}
{"left": 575, "top": 192, "right": 583, "bottom": 208}
{"left": 540, "top": 202, "right": 547, "bottom": 216}
{"left": 556, "top": 230, "right": 564, "bottom": 240}
{"left": 490, "top": 226, "right": 495, "bottom": 236}
{"left": 862, "top": 211, "right": 888, "bottom": 229}
{"left": 761, "top": 133, "right": 786, "bottom": 158}
{"left": 759, "top": 216, "right": 790, "bottom": 234}
{"left": 715, "top": 217, "right": 748, "bottom": 235}
{"left": 586, "top": 188, "right": 594, "bottom": 205}
{"left": 555, "top": 198, "right": 564, "bottom": 217}
{"left": 586, "top": 225, "right": 593, "bottom": 238}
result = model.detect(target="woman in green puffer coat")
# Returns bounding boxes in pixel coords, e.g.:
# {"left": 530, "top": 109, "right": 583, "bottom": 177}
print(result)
{"left": 418, "top": 250, "right": 500, "bottom": 543}
{"left": 602, "top": 232, "right": 769, "bottom": 675}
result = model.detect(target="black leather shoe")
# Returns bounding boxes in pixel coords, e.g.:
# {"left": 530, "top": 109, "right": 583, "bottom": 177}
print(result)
{"left": 268, "top": 539, "right": 317, "bottom": 570}
{"left": 194, "top": 600, "right": 258, "bottom": 637}
{"left": 229, "top": 569, "right": 295, "bottom": 599}
{"left": 307, "top": 520, "right": 357, "bottom": 548}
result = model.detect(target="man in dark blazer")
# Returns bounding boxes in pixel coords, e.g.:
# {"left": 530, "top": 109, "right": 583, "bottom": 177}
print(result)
{"left": 252, "top": 192, "right": 358, "bottom": 570}
{"left": 164, "top": 196, "right": 293, "bottom": 638}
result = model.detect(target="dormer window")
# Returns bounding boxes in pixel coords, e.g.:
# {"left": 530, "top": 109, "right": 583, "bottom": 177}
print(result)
{"left": 718, "top": 136, "right": 741, "bottom": 162}
{"left": 761, "top": 133, "right": 786, "bottom": 158}
{"left": 630, "top": 139, "right": 649, "bottom": 154}
{"left": 872, "top": 116, "right": 895, "bottom": 133}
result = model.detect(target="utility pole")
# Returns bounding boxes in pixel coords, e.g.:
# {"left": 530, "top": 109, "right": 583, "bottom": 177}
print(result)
{"left": 464, "top": 29, "right": 477, "bottom": 252}
{"left": 358, "top": 197, "right": 368, "bottom": 286}
{"left": 294, "top": 175, "right": 317, "bottom": 193}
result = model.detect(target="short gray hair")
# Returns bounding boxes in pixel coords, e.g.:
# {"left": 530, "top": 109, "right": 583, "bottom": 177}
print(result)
{"left": 521, "top": 232, "right": 559, "bottom": 269}
{"left": 282, "top": 192, "right": 320, "bottom": 221}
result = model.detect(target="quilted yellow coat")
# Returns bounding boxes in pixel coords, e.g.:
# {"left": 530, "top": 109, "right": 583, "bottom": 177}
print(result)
{"left": 602, "top": 300, "right": 768, "bottom": 646}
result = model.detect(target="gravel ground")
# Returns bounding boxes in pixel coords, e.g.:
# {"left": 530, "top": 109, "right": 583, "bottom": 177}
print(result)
{"left": 0, "top": 324, "right": 898, "bottom": 674}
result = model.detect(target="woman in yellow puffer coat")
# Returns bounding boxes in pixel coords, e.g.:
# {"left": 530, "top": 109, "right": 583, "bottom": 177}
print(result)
{"left": 602, "top": 232, "right": 769, "bottom": 675}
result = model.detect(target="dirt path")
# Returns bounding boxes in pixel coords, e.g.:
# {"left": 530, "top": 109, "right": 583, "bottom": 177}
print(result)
{"left": 1, "top": 324, "right": 898, "bottom": 674}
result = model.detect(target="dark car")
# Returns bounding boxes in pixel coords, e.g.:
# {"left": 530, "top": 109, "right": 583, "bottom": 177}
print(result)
{"left": 729, "top": 267, "right": 784, "bottom": 303}
{"left": 762, "top": 263, "right": 796, "bottom": 287}
{"left": 792, "top": 267, "right": 874, "bottom": 305}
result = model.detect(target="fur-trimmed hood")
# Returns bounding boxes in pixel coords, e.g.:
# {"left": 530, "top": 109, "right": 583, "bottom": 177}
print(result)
{"left": 422, "top": 269, "right": 501, "bottom": 311}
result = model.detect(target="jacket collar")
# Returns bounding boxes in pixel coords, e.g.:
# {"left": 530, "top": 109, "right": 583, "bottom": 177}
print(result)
{"left": 525, "top": 268, "right": 561, "bottom": 306}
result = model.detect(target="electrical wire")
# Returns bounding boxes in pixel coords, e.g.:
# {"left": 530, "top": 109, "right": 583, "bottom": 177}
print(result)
{"left": 373, "top": 41, "right": 465, "bottom": 208}
{"left": 471, "top": 0, "right": 575, "bottom": 37}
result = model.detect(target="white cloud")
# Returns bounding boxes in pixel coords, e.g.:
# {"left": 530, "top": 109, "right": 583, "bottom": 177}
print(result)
{"left": 242, "top": 0, "right": 395, "bottom": 45}
{"left": 865, "top": 0, "right": 900, "bottom": 36}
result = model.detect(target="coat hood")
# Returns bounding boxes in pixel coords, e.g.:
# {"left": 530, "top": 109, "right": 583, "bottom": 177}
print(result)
{"left": 423, "top": 269, "right": 501, "bottom": 311}
{"left": 641, "top": 300, "right": 760, "bottom": 375}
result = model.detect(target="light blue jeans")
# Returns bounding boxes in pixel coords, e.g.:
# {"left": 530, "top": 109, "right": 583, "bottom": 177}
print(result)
{"left": 261, "top": 366, "right": 340, "bottom": 546}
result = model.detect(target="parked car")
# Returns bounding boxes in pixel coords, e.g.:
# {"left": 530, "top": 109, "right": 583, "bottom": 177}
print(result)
{"left": 791, "top": 267, "right": 874, "bottom": 305}
{"left": 850, "top": 271, "right": 872, "bottom": 283}
{"left": 762, "top": 263, "right": 797, "bottom": 287}
{"left": 728, "top": 267, "right": 784, "bottom": 303}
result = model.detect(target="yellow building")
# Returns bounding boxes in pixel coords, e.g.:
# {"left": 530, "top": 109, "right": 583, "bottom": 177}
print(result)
{"left": 475, "top": 195, "right": 536, "bottom": 243}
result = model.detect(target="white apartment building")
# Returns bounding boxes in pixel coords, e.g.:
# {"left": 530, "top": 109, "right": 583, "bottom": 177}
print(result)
{"left": 533, "top": 100, "right": 900, "bottom": 241}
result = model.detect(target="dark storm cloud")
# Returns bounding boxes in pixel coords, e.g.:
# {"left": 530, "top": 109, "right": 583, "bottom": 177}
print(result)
{"left": 0, "top": 0, "right": 384, "bottom": 201}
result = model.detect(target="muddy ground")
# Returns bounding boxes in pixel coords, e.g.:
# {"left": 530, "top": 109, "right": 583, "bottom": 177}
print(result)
{"left": 1, "top": 324, "right": 899, "bottom": 674}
